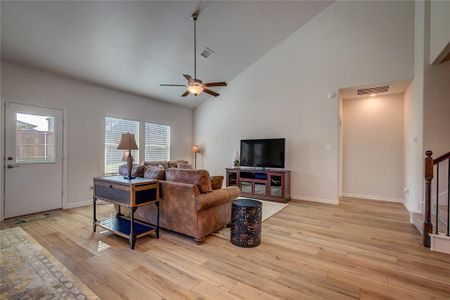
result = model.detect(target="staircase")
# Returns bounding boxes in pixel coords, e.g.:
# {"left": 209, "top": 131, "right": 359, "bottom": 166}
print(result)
{"left": 421, "top": 150, "right": 450, "bottom": 254}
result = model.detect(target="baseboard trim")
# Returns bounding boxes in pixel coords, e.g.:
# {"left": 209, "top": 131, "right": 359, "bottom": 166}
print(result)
{"left": 342, "top": 193, "right": 403, "bottom": 203}
{"left": 291, "top": 195, "right": 338, "bottom": 205}
{"left": 430, "top": 234, "right": 450, "bottom": 254}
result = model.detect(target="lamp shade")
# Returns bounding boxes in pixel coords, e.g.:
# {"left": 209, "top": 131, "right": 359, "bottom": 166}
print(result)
{"left": 117, "top": 133, "right": 138, "bottom": 150}
{"left": 192, "top": 145, "right": 201, "bottom": 153}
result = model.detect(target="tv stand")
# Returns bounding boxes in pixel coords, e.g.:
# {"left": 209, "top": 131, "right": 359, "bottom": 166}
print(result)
{"left": 226, "top": 168, "right": 291, "bottom": 203}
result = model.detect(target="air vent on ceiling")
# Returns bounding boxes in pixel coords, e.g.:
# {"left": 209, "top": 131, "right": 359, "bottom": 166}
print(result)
{"left": 200, "top": 47, "right": 215, "bottom": 59}
{"left": 357, "top": 85, "right": 389, "bottom": 96}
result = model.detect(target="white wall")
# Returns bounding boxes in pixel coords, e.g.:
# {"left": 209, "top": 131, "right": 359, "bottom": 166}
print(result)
{"left": 194, "top": 1, "right": 414, "bottom": 204}
{"left": 0, "top": 61, "right": 193, "bottom": 212}
{"left": 342, "top": 94, "right": 404, "bottom": 202}
{"left": 429, "top": 0, "right": 450, "bottom": 64}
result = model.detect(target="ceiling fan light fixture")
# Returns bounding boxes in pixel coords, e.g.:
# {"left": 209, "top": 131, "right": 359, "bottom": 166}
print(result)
{"left": 187, "top": 84, "right": 204, "bottom": 95}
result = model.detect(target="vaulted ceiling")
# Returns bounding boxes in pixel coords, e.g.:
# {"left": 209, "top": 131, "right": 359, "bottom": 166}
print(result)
{"left": 1, "top": 1, "right": 332, "bottom": 107}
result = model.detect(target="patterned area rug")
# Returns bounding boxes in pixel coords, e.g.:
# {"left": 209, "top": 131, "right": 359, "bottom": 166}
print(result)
{"left": 212, "top": 198, "right": 289, "bottom": 240}
{"left": 0, "top": 227, "right": 98, "bottom": 300}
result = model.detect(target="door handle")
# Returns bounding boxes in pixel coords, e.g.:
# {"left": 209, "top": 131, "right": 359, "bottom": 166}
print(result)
{"left": 7, "top": 164, "right": 19, "bottom": 169}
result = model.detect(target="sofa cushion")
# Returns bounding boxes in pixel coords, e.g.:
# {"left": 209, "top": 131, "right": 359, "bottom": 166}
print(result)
{"left": 143, "top": 161, "right": 169, "bottom": 169}
{"left": 177, "top": 162, "right": 193, "bottom": 169}
{"left": 165, "top": 169, "right": 212, "bottom": 193}
{"left": 168, "top": 160, "right": 189, "bottom": 168}
{"left": 143, "top": 165, "right": 165, "bottom": 180}
{"left": 119, "top": 164, "right": 145, "bottom": 177}
{"left": 210, "top": 176, "right": 224, "bottom": 190}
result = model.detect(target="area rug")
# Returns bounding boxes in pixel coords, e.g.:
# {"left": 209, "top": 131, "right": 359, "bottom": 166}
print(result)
{"left": 0, "top": 227, "right": 99, "bottom": 300}
{"left": 212, "top": 198, "right": 289, "bottom": 240}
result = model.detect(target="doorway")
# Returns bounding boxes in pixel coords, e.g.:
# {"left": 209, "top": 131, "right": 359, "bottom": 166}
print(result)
{"left": 4, "top": 102, "right": 64, "bottom": 218}
{"left": 338, "top": 80, "right": 411, "bottom": 202}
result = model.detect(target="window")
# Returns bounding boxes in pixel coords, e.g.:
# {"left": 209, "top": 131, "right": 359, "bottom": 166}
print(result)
{"left": 16, "top": 113, "right": 56, "bottom": 163}
{"left": 105, "top": 117, "right": 139, "bottom": 175}
{"left": 145, "top": 122, "right": 170, "bottom": 161}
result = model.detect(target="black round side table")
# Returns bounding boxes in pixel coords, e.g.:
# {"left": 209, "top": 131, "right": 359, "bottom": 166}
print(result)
{"left": 230, "top": 199, "right": 262, "bottom": 248}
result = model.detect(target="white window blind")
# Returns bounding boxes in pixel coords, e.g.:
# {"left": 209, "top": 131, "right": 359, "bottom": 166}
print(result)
{"left": 105, "top": 117, "right": 139, "bottom": 175}
{"left": 145, "top": 122, "right": 170, "bottom": 161}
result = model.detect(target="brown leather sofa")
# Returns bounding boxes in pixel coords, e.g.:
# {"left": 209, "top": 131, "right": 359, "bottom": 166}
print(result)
{"left": 118, "top": 166, "right": 240, "bottom": 244}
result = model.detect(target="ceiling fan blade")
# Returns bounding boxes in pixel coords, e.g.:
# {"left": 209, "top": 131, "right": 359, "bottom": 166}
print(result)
{"left": 160, "top": 84, "right": 186, "bottom": 87}
{"left": 181, "top": 90, "right": 190, "bottom": 97}
{"left": 203, "top": 82, "right": 227, "bottom": 87}
{"left": 203, "top": 88, "right": 220, "bottom": 97}
{"left": 183, "top": 74, "right": 193, "bottom": 82}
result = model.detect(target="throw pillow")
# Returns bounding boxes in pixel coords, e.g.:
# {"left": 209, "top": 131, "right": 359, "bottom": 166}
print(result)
{"left": 143, "top": 161, "right": 169, "bottom": 169}
{"left": 210, "top": 176, "right": 224, "bottom": 190}
{"left": 119, "top": 164, "right": 145, "bottom": 177}
{"left": 143, "top": 165, "right": 165, "bottom": 180}
{"left": 177, "top": 162, "right": 193, "bottom": 169}
{"left": 168, "top": 160, "right": 189, "bottom": 168}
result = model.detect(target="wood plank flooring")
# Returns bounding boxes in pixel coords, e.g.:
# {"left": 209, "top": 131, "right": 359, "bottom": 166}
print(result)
{"left": 2, "top": 197, "right": 450, "bottom": 299}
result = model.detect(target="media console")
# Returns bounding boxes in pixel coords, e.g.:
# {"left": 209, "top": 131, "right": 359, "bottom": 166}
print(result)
{"left": 225, "top": 168, "right": 291, "bottom": 203}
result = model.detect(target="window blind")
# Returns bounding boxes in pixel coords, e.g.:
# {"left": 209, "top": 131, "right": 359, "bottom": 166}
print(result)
{"left": 145, "top": 122, "right": 170, "bottom": 161}
{"left": 104, "top": 117, "right": 139, "bottom": 175}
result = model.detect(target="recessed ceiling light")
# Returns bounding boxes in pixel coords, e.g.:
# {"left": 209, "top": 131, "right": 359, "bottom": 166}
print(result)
{"left": 369, "top": 93, "right": 376, "bottom": 97}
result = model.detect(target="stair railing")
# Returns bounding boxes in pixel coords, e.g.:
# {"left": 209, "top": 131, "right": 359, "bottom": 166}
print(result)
{"left": 423, "top": 150, "right": 450, "bottom": 247}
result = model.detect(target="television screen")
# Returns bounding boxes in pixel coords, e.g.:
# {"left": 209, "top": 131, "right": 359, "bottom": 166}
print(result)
{"left": 240, "top": 138, "right": 285, "bottom": 168}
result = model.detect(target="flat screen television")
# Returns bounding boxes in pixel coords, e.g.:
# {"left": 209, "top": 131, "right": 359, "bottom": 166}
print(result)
{"left": 240, "top": 138, "right": 285, "bottom": 168}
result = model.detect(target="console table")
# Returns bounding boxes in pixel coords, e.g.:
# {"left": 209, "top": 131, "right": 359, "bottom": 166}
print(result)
{"left": 225, "top": 168, "right": 291, "bottom": 203}
{"left": 93, "top": 176, "right": 160, "bottom": 249}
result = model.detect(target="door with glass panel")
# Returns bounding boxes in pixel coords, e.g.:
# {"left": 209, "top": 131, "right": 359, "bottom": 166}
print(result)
{"left": 4, "top": 102, "right": 63, "bottom": 218}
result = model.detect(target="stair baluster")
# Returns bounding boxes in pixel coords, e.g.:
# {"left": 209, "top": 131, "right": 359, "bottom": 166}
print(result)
{"left": 424, "top": 150, "right": 450, "bottom": 247}
{"left": 435, "top": 163, "right": 439, "bottom": 235}
{"left": 423, "top": 151, "right": 433, "bottom": 247}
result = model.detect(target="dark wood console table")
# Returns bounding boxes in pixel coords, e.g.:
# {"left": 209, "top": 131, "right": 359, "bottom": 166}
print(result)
{"left": 226, "top": 168, "right": 291, "bottom": 203}
{"left": 93, "top": 176, "right": 160, "bottom": 249}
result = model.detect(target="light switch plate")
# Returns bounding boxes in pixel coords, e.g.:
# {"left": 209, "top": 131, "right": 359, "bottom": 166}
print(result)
{"left": 325, "top": 144, "right": 332, "bottom": 151}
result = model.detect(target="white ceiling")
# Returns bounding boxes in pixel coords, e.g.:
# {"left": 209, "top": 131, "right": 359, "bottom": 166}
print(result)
{"left": 1, "top": 1, "right": 332, "bottom": 108}
{"left": 340, "top": 80, "right": 412, "bottom": 100}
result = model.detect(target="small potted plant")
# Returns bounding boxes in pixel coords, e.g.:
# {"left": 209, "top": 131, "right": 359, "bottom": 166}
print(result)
{"left": 233, "top": 151, "right": 240, "bottom": 168}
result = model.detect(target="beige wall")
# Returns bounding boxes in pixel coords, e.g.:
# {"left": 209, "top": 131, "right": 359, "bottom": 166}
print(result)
{"left": 429, "top": 0, "right": 450, "bottom": 64}
{"left": 423, "top": 61, "right": 450, "bottom": 204}
{"left": 194, "top": 1, "right": 414, "bottom": 204}
{"left": 0, "top": 62, "right": 194, "bottom": 211}
{"left": 342, "top": 94, "right": 404, "bottom": 202}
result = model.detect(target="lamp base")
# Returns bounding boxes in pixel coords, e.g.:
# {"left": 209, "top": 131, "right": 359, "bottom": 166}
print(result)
{"left": 123, "top": 176, "right": 136, "bottom": 180}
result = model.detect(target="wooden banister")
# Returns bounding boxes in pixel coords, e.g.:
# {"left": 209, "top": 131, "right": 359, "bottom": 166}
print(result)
{"left": 433, "top": 151, "right": 450, "bottom": 164}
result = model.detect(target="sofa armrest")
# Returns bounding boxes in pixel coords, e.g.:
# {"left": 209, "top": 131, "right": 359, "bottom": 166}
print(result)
{"left": 195, "top": 186, "right": 240, "bottom": 211}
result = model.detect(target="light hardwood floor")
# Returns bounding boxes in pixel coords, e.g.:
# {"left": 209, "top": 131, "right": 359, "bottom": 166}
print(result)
{"left": 2, "top": 197, "right": 450, "bottom": 300}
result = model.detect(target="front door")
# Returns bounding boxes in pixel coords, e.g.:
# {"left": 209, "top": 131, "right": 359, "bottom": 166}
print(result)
{"left": 4, "top": 102, "right": 63, "bottom": 218}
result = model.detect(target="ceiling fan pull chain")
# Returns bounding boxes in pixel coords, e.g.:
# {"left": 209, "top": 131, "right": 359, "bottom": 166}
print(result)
{"left": 193, "top": 13, "right": 197, "bottom": 80}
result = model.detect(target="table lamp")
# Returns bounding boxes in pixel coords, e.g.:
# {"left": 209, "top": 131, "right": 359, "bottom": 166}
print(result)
{"left": 192, "top": 145, "right": 201, "bottom": 169}
{"left": 117, "top": 133, "right": 138, "bottom": 179}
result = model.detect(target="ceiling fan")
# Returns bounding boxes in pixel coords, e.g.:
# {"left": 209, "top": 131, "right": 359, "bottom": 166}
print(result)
{"left": 160, "top": 12, "right": 227, "bottom": 97}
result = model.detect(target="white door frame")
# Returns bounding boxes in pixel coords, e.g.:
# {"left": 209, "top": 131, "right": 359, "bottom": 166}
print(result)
{"left": 1, "top": 99, "right": 69, "bottom": 220}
